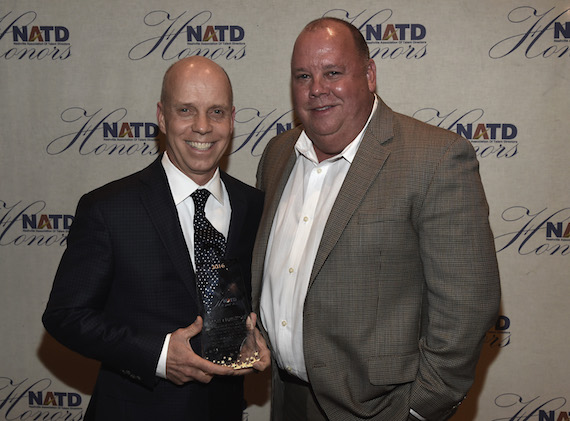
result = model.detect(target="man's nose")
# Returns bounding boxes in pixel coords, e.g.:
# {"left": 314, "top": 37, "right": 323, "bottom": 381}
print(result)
{"left": 309, "top": 76, "right": 328, "bottom": 97}
{"left": 192, "top": 113, "right": 212, "bottom": 134}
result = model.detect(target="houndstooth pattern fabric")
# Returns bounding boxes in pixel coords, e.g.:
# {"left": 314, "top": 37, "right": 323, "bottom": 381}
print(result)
{"left": 191, "top": 189, "right": 226, "bottom": 313}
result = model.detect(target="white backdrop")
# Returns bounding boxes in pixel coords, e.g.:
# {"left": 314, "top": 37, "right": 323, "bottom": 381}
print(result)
{"left": 1, "top": 1, "right": 569, "bottom": 419}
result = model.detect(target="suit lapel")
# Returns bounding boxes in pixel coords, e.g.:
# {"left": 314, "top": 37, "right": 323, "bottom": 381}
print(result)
{"left": 221, "top": 171, "right": 245, "bottom": 257}
{"left": 138, "top": 157, "right": 199, "bottom": 303}
{"left": 309, "top": 101, "right": 394, "bottom": 288}
{"left": 255, "top": 103, "right": 395, "bottom": 298}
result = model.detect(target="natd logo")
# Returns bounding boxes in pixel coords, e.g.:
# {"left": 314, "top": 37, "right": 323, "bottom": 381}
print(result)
{"left": 28, "top": 390, "right": 81, "bottom": 408}
{"left": 47, "top": 107, "right": 160, "bottom": 157}
{"left": 129, "top": 10, "right": 246, "bottom": 61}
{"left": 0, "top": 378, "right": 83, "bottom": 420}
{"left": 489, "top": 6, "right": 570, "bottom": 59}
{"left": 0, "top": 11, "right": 71, "bottom": 60}
{"left": 323, "top": 8, "right": 427, "bottom": 60}
{"left": 186, "top": 24, "right": 244, "bottom": 44}
{"left": 102, "top": 121, "right": 159, "bottom": 141}
{"left": 363, "top": 22, "right": 425, "bottom": 42}
{"left": 1, "top": 200, "right": 71, "bottom": 247}
{"left": 22, "top": 213, "right": 74, "bottom": 231}
{"left": 456, "top": 123, "right": 517, "bottom": 142}
{"left": 412, "top": 108, "right": 518, "bottom": 159}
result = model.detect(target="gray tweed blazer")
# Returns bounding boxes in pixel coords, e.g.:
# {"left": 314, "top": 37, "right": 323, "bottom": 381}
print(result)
{"left": 252, "top": 98, "right": 500, "bottom": 421}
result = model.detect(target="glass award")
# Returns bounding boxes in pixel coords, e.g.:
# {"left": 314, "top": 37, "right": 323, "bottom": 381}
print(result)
{"left": 199, "top": 259, "right": 259, "bottom": 369}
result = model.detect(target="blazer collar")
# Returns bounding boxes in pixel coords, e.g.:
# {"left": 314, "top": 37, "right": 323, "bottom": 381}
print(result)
{"left": 254, "top": 100, "right": 395, "bottom": 302}
{"left": 308, "top": 100, "right": 394, "bottom": 287}
{"left": 221, "top": 171, "right": 247, "bottom": 257}
{"left": 138, "top": 156, "right": 199, "bottom": 303}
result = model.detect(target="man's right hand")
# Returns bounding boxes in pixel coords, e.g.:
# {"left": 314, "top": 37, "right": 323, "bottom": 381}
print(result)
{"left": 166, "top": 316, "right": 235, "bottom": 385}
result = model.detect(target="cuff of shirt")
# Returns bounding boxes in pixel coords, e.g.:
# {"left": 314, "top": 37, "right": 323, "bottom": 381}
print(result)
{"left": 409, "top": 408, "right": 427, "bottom": 421}
{"left": 155, "top": 333, "right": 171, "bottom": 379}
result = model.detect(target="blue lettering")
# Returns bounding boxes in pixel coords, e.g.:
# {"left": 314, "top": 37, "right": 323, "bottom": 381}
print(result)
{"left": 539, "top": 410, "right": 554, "bottom": 421}
{"left": 22, "top": 214, "right": 36, "bottom": 229}
{"left": 456, "top": 123, "right": 517, "bottom": 140}
{"left": 28, "top": 391, "right": 42, "bottom": 405}
{"left": 55, "top": 26, "right": 69, "bottom": 42}
{"left": 103, "top": 122, "right": 159, "bottom": 138}
{"left": 411, "top": 24, "right": 426, "bottom": 40}
{"left": 457, "top": 123, "right": 472, "bottom": 139}
{"left": 277, "top": 123, "right": 292, "bottom": 135}
{"left": 554, "top": 22, "right": 570, "bottom": 39}
{"left": 12, "top": 26, "right": 27, "bottom": 42}
{"left": 366, "top": 25, "right": 382, "bottom": 41}
{"left": 230, "top": 26, "right": 244, "bottom": 41}
{"left": 502, "top": 123, "right": 517, "bottom": 139}
{"left": 187, "top": 26, "right": 201, "bottom": 42}
{"left": 103, "top": 122, "right": 118, "bottom": 137}
{"left": 215, "top": 25, "right": 228, "bottom": 41}
{"left": 495, "top": 315, "right": 510, "bottom": 330}
{"left": 364, "top": 24, "right": 426, "bottom": 41}
{"left": 547, "top": 222, "right": 562, "bottom": 238}
{"left": 395, "top": 24, "right": 409, "bottom": 40}
{"left": 145, "top": 123, "right": 158, "bottom": 137}
{"left": 68, "top": 392, "right": 81, "bottom": 407}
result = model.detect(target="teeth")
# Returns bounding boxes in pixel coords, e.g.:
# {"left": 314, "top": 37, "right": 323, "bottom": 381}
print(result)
{"left": 315, "top": 106, "right": 331, "bottom": 111}
{"left": 187, "top": 141, "right": 213, "bottom": 150}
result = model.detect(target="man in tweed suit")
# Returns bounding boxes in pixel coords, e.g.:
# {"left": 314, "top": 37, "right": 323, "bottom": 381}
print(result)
{"left": 43, "top": 57, "right": 269, "bottom": 420}
{"left": 252, "top": 18, "right": 500, "bottom": 421}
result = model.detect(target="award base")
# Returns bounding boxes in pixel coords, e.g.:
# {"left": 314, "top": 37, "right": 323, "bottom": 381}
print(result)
{"left": 202, "top": 315, "right": 260, "bottom": 369}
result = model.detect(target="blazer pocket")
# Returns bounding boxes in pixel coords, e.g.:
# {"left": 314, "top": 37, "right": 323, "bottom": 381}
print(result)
{"left": 368, "top": 352, "right": 419, "bottom": 386}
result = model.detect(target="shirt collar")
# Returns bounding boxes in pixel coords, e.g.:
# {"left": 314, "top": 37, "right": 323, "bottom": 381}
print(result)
{"left": 161, "top": 152, "right": 224, "bottom": 206}
{"left": 295, "top": 95, "right": 379, "bottom": 165}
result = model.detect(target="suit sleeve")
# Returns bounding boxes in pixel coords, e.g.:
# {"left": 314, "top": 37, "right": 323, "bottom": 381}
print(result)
{"left": 42, "top": 193, "right": 164, "bottom": 388}
{"left": 409, "top": 137, "right": 500, "bottom": 420}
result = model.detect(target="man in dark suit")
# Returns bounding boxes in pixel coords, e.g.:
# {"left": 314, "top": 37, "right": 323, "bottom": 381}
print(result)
{"left": 252, "top": 18, "right": 501, "bottom": 421}
{"left": 43, "top": 56, "right": 269, "bottom": 421}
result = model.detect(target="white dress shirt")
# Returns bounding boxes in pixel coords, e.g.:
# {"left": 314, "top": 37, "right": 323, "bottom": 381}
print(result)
{"left": 260, "top": 97, "right": 378, "bottom": 382}
{"left": 155, "top": 152, "right": 231, "bottom": 378}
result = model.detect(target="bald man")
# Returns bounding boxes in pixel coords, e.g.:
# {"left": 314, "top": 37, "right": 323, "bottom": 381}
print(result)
{"left": 43, "top": 57, "right": 269, "bottom": 421}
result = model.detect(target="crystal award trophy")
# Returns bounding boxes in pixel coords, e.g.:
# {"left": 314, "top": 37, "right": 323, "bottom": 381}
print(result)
{"left": 199, "top": 259, "right": 259, "bottom": 369}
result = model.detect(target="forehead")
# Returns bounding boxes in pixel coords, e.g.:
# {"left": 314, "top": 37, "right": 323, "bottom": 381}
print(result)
{"left": 292, "top": 26, "right": 359, "bottom": 69}
{"left": 165, "top": 65, "right": 232, "bottom": 106}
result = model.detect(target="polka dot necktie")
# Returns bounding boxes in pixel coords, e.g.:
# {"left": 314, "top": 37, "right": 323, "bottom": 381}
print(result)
{"left": 191, "top": 189, "right": 226, "bottom": 313}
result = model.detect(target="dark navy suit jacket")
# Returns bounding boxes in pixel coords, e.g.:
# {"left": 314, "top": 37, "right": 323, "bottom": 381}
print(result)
{"left": 43, "top": 156, "right": 264, "bottom": 421}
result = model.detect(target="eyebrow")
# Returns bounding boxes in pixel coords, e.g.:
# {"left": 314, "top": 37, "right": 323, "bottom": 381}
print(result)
{"left": 292, "top": 63, "right": 344, "bottom": 72}
{"left": 172, "top": 102, "right": 231, "bottom": 110}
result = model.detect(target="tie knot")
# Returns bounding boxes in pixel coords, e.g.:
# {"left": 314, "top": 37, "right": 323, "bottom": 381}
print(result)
{"left": 191, "top": 189, "right": 211, "bottom": 213}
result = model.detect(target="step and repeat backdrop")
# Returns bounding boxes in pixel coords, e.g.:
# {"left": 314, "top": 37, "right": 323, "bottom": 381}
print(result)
{"left": 1, "top": 0, "right": 568, "bottom": 419}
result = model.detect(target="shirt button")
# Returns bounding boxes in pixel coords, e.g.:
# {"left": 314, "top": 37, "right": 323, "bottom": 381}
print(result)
{"left": 281, "top": 320, "right": 287, "bottom": 327}
{"left": 303, "top": 216, "right": 309, "bottom": 222}
{"left": 317, "top": 168, "right": 322, "bottom": 174}
{"left": 289, "top": 267, "right": 294, "bottom": 273}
